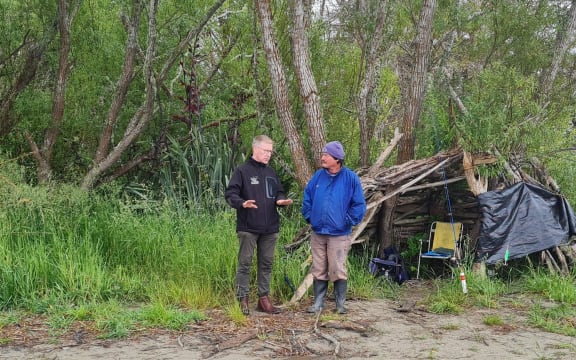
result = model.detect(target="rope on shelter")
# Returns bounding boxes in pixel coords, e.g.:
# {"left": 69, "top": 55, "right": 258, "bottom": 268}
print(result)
{"left": 431, "top": 112, "right": 467, "bottom": 293}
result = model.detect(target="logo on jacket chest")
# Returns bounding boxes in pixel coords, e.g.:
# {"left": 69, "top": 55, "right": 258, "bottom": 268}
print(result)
{"left": 250, "top": 176, "right": 260, "bottom": 185}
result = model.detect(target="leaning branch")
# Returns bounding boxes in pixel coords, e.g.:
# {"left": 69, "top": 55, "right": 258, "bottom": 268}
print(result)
{"left": 367, "top": 128, "right": 403, "bottom": 176}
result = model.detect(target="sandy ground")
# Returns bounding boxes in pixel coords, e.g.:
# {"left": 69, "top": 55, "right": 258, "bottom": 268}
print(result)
{"left": 1, "top": 280, "right": 575, "bottom": 360}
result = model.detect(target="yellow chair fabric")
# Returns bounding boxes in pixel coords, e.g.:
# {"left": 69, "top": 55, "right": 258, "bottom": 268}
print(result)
{"left": 432, "top": 222, "right": 462, "bottom": 254}
{"left": 416, "top": 221, "right": 464, "bottom": 279}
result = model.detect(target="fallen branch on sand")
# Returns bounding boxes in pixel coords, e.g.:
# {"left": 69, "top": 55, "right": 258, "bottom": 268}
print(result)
{"left": 312, "top": 311, "right": 341, "bottom": 356}
{"left": 217, "top": 329, "right": 258, "bottom": 351}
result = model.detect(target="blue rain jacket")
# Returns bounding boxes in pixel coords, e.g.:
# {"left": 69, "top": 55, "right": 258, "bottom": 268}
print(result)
{"left": 302, "top": 167, "right": 366, "bottom": 236}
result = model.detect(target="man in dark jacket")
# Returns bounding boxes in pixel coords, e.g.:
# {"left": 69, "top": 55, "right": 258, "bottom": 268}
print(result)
{"left": 225, "top": 135, "right": 293, "bottom": 315}
{"left": 302, "top": 141, "right": 366, "bottom": 314}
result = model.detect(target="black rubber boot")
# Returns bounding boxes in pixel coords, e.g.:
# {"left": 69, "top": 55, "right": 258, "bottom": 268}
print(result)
{"left": 334, "top": 280, "right": 348, "bottom": 314}
{"left": 306, "top": 279, "right": 328, "bottom": 313}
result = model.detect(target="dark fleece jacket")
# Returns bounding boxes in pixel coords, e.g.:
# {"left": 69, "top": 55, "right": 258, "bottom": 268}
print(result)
{"left": 225, "top": 157, "right": 288, "bottom": 234}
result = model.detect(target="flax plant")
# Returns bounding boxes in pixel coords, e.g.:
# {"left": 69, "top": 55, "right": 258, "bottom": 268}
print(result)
{"left": 159, "top": 131, "right": 238, "bottom": 215}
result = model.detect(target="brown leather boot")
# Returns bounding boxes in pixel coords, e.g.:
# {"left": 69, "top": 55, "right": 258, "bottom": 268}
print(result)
{"left": 239, "top": 296, "right": 250, "bottom": 315}
{"left": 256, "top": 295, "right": 281, "bottom": 314}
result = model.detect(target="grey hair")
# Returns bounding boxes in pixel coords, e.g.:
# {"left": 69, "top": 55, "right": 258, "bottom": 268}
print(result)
{"left": 253, "top": 135, "right": 273, "bottom": 146}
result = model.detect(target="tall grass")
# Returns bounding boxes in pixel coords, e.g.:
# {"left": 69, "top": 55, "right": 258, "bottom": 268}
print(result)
{"left": 0, "top": 173, "right": 310, "bottom": 313}
{"left": 0, "top": 176, "right": 386, "bottom": 313}
{"left": 1, "top": 157, "right": 575, "bottom": 338}
{"left": 0, "top": 188, "right": 243, "bottom": 310}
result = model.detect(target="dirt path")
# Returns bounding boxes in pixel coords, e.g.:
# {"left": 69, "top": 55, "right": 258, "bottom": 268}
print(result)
{"left": 1, "top": 281, "right": 575, "bottom": 359}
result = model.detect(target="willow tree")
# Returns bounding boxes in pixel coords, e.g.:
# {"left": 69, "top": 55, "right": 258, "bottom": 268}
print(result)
{"left": 80, "top": 0, "right": 226, "bottom": 190}
{"left": 354, "top": 0, "right": 392, "bottom": 167}
{"left": 255, "top": 0, "right": 313, "bottom": 187}
{"left": 0, "top": 1, "right": 55, "bottom": 139}
{"left": 289, "top": 0, "right": 325, "bottom": 170}
{"left": 397, "top": 0, "right": 436, "bottom": 164}
{"left": 23, "top": 0, "right": 81, "bottom": 184}
{"left": 538, "top": 0, "right": 576, "bottom": 106}
{"left": 373, "top": 0, "right": 437, "bottom": 251}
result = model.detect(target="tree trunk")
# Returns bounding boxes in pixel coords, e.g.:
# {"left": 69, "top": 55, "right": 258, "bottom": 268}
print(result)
{"left": 81, "top": 0, "right": 226, "bottom": 190}
{"left": 27, "top": 0, "right": 80, "bottom": 184}
{"left": 0, "top": 37, "right": 51, "bottom": 137}
{"left": 397, "top": 0, "right": 436, "bottom": 164}
{"left": 255, "top": 0, "right": 313, "bottom": 187}
{"left": 358, "top": 0, "right": 389, "bottom": 167}
{"left": 386, "top": 0, "right": 436, "bottom": 248}
{"left": 82, "top": 0, "right": 159, "bottom": 190}
{"left": 377, "top": 191, "right": 397, "bottom": 258}
{"left": 94, "top": 1, "right": 143, "bottom": 164}
{"left": 539, "top": 0, "right": 576, "bottom": 101}
{"left": 289, "top": 0, "right": 325, "bottom": 169}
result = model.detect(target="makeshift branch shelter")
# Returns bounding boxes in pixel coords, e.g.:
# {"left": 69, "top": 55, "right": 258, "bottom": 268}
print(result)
{"left": 287, "top": 136, "right": 576, "bottom": 302}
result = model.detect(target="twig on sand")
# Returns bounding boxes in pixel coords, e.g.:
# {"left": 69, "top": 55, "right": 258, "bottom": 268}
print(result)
{"left": 313, "top": 310, "right": 341, "bottom": 356}
{"left": 216, "top": 329, "right": 258, "bottom": 351}
{"left": 321, "top": 319, "right": 369, "bottom": 333}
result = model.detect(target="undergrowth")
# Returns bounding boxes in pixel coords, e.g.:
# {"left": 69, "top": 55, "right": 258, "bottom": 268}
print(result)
{"left": 0, "top": 181, "right": 574, "bottom": 339}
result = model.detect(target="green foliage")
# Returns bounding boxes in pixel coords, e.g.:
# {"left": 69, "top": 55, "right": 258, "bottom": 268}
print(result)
{"left": 138, "top": 302, "right": 204, "bottom": 330}
{"left": 522, "top": 270, "right": 576, "bottom": 304}
{"left": 92, "top": 300, "right": 135, "bottom": 339}
{"left": 348, "top": 253, "right": 390, "bottom": 300}
{"left": 546, "top": 157, "right": 576, "bottom": 204}
{"left": 158, "top": 131, "right": 237, "bottom": 214}
{"left": 225, "top": 304, "right": 249, "bottom": 327}
{"left": 415, "top": 90, "right": 459, "bottom": 157}
{"left": 425, "top": 266, "right": 508, "bottom": 314}
{"left": 0, "top": 310, "right": 21, "bottom": 328}
{"left": 529, "top": 303, "right": 576, "bottom": 337}
{"left": 426, "top": 278, "right": 466, "bottom": 314}
{"left": 312, "top": 36, "right": 363, "bottom": 164}
{"left": 457, "top": 65, "right": 541, "bottom": 154}
{"left": 482, "top": 314, "right": 504, "bottom": 326}
{"left": 468, "top": 274, "right": 507, "bottom": 308}
{"left": 0, "top": 176, "right": 229, "bottom": 336}
{"left": 405, "top": 233, "right": 425, "bottom": 259}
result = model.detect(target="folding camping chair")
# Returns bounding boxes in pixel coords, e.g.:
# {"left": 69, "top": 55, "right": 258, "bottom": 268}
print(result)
{"left": 416, "top": 221, "right": 463, "bottom": 279}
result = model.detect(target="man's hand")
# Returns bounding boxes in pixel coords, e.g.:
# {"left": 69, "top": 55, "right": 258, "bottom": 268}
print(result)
{"left": 242, "top": 200, "right": 258, "bottom": 208}
{"left": 276, "top": 199, "right": 293, "bottom": 206}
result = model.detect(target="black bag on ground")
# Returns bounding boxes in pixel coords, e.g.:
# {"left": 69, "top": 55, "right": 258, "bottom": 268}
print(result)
{"left": 369, "top": 246, "right": 410, "bottom": 285}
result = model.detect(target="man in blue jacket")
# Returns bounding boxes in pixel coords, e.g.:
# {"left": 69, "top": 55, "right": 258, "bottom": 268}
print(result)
{"left": 301, "top": 141, "right": 366, "bottom": 314}
{"left": 225, "top": 135, "right": 293, "bottom": 315}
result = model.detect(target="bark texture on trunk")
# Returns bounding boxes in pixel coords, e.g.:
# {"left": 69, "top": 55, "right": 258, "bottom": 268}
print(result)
{"left": 289, "top": 0, "right": 325, "bottom": 169}
{"left": 255, "top": 0, "right": 312, "bottom": 187}
{"left": 397, "top": 0, "right": 437, "bottom": 164}
{"left": 27, "top": 0, "right": 80, "bottom": 184}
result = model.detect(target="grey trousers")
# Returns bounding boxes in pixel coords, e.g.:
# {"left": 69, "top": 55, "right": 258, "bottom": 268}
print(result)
{"left": 310, "top": 232, "right": 351, "bottom": 282}
{"left": 235, "top": 231, "right": 279, "bottom": 299}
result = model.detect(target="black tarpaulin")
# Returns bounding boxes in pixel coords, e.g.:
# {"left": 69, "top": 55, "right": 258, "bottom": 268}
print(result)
{"left": 477, "top": 182, "right": 576, "bottom": 265}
